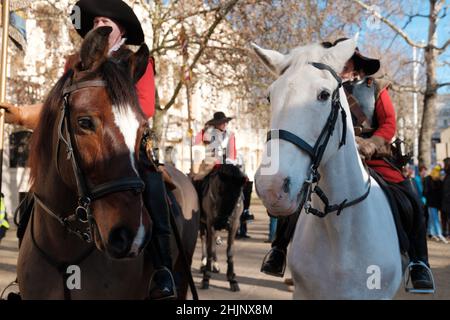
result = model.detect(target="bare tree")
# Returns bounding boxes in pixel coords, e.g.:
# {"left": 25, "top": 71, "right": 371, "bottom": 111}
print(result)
{"left": 352, "top": 0, "right": 449, "bottom": 167}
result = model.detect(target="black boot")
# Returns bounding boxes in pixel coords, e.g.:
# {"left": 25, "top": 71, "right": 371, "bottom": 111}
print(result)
{"left": 410, "top": 261, "right": 434, "bottom": 291}
{"left": 149, "top": 235, "right": 177, "bottom": 300}
{"left": 260, "top": 213, "right": 299, "bottom": 277}
{"left": 240, "top": 209, "right": 254, "bottom": 223}
{"left": 142, "top": 170, "right": 177, "bottom": 300}
{"left": 261, "top": 247, "right": 286, "bottom": 277}
{"left": 396, "top": 179, "right": 435, "bottom": 293}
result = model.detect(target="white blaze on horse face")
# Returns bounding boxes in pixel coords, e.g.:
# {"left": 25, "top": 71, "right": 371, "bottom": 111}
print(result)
{"left": 112, "top": 106, "right": 140, "bottom": 176}
{"left": 112, "top": 105, "right": 146, "bottom": 252}
{"left": 130, "top": 206, "right": 146, "bottom": 255}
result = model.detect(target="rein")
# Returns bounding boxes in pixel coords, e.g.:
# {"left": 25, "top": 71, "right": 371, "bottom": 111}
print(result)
{"left": 267, "top": 62, "right": 371, "bottom": 218}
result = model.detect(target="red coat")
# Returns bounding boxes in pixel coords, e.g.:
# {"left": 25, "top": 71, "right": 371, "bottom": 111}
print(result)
{"left": 135, "top": 58, "right": 156, "bottom": 119}
{"left": 366, "top": 87, "right": 404, "bottom": 183}
{"left": 64, "top": 56, "right": 155, "bottom": 119}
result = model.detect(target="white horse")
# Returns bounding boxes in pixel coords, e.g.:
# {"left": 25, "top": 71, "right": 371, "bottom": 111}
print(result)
{"left": 253, "top": 38, "right": 402, "bottom": 299}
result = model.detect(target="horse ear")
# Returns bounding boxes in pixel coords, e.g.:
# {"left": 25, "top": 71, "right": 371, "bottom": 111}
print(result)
{"left": 251, "top": 43, "right": 286, "bottom": 76}
{"left": 129, "top": 44, "right": 150, "bottom": 83}
{"left": 325, "top": 37, "right": 357, "bottom": 74}
{"left": 80, "top": 26, "right": 112, "bottom": 71}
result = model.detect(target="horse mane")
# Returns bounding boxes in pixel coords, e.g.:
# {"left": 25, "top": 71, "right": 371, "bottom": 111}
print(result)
{"left": 217, "top": 164, "right": 246, "bottom": 186}
{"left": 28, "top": 52, "right": 145, "bottom": 186}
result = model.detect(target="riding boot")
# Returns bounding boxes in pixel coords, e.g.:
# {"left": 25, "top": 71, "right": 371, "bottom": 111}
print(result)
{"left": 397, "top": 179, "right": 434, "bottom": 291}
{"left": 241, "top": 181, "right": 255, "bottom": 222}
{"left": 142, "top": 170, "right": 177, "bottom": 300}
{"left": 261, "top": 211, "right": 299, "bottom": 277}
{"left": 149, "top": 234, "right": 177, "bottom": 300}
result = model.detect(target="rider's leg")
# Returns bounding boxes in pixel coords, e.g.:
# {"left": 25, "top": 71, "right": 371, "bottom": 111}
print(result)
{"left": 142, "top": 170, "right": 177, "bottom": 300}
{"left": 397, "top": 179, "right": 434, "bottom": 290}
{"left": 261, "top": 210, "right": 299, "bottom": 277}
{"left": 241, "top": 181, "right": 254, "bottom": 222}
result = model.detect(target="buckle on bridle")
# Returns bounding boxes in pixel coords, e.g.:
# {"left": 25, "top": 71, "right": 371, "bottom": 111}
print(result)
{"left": 76, "top": 197, "right": 91, "bottom": 223}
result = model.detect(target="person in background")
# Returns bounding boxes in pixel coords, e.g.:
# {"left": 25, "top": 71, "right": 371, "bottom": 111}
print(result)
{"left": 235, "top": 154, "right": 255, "bottom": 239}
{"left": 265, "top": 216, "right": 277, "bottom": 243}
{"left": 441, "top": 158, "right": 450, "bottom": 239}
{"left": 424, "top": 165, "right": 447, "bottom": 243}
{"left": 194, "top": 111, "right": 238, "bottom": 231}
{"left": 414, "top": 165, "right": 429, "bottom": 228}
{"left": 0, "top": 193, "right": 9, "bottom": 244}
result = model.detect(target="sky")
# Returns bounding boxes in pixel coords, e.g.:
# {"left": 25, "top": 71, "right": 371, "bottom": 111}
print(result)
{"left": 359, "top": 0, "right": 449, "bottom": 94}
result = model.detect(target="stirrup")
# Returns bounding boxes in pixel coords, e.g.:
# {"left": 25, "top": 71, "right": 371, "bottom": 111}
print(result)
{"left": 148, "top": 267, "right": 177, "bottom": 300}
{"left": 0, "top": 280, "right": 21, "bottom": 300}
{"left": 260, "top": 248, "right": 286, "bottom": 277}
{"left": 404, "top": 261, "right": 435, "bottom": 294}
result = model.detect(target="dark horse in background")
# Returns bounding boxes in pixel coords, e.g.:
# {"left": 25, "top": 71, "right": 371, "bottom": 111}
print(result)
{"left": 197, "top": 164, "right": 246, "bottom": 292}
{"left": 16, "top": 27, "right": 199, "bottom": 299}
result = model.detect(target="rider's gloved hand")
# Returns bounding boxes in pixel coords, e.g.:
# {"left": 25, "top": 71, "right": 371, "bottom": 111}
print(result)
{"left": 0, "top": 102, "right": 23, "bottom": 126}
{"left": 355, "top": 135, "right": 389, "bottom": 160}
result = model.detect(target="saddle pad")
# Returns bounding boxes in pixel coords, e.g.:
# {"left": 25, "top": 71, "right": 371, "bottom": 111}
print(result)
{"left": 368, "top": 168, "right": 411, "bottom": 255}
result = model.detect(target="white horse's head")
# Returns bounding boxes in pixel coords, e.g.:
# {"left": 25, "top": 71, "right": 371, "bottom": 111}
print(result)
{"left": 254, "top": 38, "right": 357, "bottom": 216}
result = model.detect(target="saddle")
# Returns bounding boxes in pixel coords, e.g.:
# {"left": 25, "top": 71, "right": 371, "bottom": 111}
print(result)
{"left": 368, "top": 168, "right": 415, "bottom": 255}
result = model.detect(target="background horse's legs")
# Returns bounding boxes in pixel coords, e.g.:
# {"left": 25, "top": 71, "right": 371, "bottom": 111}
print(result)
{"left": 200, "top": 223, "right": 207, "bottom": 272}
{"left": 226, "top": 217, "right": 240, "bottom": 292}
{"left": 212, "top": 250, "right": 220, "bottom": 273}
{"left": 201, "top": 225, "right": 214, "bottom": 289}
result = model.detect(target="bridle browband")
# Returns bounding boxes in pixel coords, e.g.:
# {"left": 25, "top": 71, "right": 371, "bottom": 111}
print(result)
{"left": 34, "top": 75, "right": 145, "bottom": 242}
{"left": 267, "top": 62, "right": 371, "bottom": 218}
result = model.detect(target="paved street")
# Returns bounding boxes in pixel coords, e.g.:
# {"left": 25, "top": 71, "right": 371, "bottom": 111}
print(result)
{"left": 1, "top": 196, "right": 449, "bottom": 300}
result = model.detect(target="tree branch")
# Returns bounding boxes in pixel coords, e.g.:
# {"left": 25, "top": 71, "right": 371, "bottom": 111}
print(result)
{"left": 437, "top": 82, "right": 450, "bottom": 89}
{"left": 350, "top": 0, "right": 427, "bottom": 48}
{"left": 437, "top": 39, "right": 450, "bottom": 52}
{"left": 162, "top": 0, "right": 240, "bottom": 111}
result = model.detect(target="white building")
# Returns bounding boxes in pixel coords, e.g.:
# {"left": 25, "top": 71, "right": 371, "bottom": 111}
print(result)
{"left": 435, "top": 94, "right": 450, "bottom": 163}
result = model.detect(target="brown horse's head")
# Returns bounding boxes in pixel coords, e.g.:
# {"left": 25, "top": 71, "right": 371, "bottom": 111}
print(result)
{"left": 30, "top": 26, "right": 152, "bottom": 259}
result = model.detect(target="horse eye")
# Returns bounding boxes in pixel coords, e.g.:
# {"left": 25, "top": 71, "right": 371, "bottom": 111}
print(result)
{"left": 318, "top": 90, "right": 330, "bottom": 102}
{"left": 267, "top": 94, "right": 271, "bottom": 103}
{"left": 77, "top": 117, "right": 95, "bottom": 131}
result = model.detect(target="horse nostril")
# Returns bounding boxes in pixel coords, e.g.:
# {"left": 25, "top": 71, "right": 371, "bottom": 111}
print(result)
{"left": 282, "top": 177, "right": 291, "bottom": 194}
{"left": 108, "top": 227, "right": 133, "bottom": 258}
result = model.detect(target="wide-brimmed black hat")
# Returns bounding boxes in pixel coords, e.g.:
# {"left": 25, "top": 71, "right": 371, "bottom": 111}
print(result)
{"left": 71, "top": 0, "right": 144, "bottom": 45}
{"left": 206, "top": 112, "right": 233, "bottom": 126}
{"left": 330, "top": 38, "right": 380, "bottom": 76}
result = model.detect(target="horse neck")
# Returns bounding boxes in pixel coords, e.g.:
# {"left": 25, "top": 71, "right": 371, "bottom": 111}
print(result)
{"left": 312, "top": 131, "right": 369, "bottom": 213}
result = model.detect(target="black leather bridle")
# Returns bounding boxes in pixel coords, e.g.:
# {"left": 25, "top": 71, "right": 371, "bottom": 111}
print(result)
{"left": 34, "top": 76, "right": 145, "bottom": 242}
{"left": 267, "top": 62, "right": 371, "bottom": 218}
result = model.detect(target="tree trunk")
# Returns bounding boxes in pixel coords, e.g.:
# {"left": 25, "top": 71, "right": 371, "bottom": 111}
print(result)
{"left": 418, "top": 0, "right": 440, "bottom": 168}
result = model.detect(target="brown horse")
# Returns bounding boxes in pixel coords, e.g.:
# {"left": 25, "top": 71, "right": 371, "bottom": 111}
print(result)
{"left": 198, "top": 164, "right": 246, "bottom": 292}
{"left": 16, "top": 27, "right": 199, "bottom": 299}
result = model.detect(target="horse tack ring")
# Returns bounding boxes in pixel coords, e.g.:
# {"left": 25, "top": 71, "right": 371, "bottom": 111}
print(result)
{"left": 76, "top": 197, "right": 91, "bottom": 223}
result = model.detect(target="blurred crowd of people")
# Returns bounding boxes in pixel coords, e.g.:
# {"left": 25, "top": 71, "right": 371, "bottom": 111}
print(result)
{"left": 408, "top": 158, "right": 450, "bottom": 244}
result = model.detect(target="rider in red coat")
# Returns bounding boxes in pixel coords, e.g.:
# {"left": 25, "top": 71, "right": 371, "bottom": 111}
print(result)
{"left": 261, "top": 39, "right": 434, "bottom": 293}
{"left": 0, "top": 0, "right": 175, "bottom": 300}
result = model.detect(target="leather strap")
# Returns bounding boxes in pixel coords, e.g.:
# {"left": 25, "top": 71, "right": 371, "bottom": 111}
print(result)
{"left": 267, "top": 130, "right": 314, "bottom": 158}
{"left": 62, "top": 80, "right": 106, "bottom": 95}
